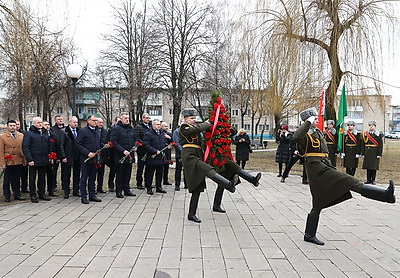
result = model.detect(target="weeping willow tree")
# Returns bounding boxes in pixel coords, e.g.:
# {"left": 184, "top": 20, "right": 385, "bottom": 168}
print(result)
{"left": 256, "top": 0, "right": 399, "bottom": 120}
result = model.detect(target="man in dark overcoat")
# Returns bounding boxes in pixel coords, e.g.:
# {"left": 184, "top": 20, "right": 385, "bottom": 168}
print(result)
{"left": 62, "top": 116, "right": 81, "bottom": 199}
{"left": 342, "top": 121, "right": 361, "bottom": 176}
{"left": 50, "top": 115, "right": 66, "bottom": 195}
{"left": 361, "top": 121, "right": 383, "bottom": 185}
{"left": 179, "top": 108, "right": 238, "bottom": 223}
{"left": 324, "top": 119, "right": 338, "bottom": 167}
{"left": 294, "top": 108, "right": 395, "bottom": 246}
{"left": 22, "top": 117, "right": 52, "bottom": 203}
{"left": 76, "top": 115, "right": 103, "bottom": 204}
{"left": 110, "top": 113, "right": 136, "bottom": 198}
{"left": 134, "top": 113, "right": 151, "bottom": 190}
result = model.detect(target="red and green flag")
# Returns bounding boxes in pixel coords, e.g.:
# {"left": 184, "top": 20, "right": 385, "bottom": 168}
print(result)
{"left": 336, "top": 84, "right": 348, "bottom": 153}
{"left": 317, "top": 88, "right": 326, "bottom": 131}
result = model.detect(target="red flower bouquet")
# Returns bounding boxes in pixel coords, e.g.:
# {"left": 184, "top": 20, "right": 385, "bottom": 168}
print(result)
{"left": 84, "top": 141, "right": 113, "bottom": 163}
{"left": 119, "top": 141, "right": 142, "bottom": 164}
{"left": 204, "top": 91, "right": 234, "bottom": 172}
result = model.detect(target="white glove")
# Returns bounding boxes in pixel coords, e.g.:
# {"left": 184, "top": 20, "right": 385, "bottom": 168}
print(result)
{"left": 355, "top": 154, "right": 360, "bottom": 158}
{"left": 377, "top": 156, "right": 381, "bottom": 159}
{"left": 307, "top": 115, "right": 316, "bottom": 123}
{"left": 341, "top": 153, "right": 345, "bottom": 158}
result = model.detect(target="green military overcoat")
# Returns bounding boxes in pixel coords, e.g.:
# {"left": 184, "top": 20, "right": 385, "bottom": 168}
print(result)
{"left": 361, "top": 130, "right": 383, "bottom": 170}
{"left": 294, "top": 121, "right": 360, "bottom": 210}
{"left": 180, "top": 121, "right": 212, "bottom": 193}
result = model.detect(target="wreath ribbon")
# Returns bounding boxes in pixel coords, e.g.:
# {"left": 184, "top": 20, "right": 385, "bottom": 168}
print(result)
{"left": 203, "top": 104, "right": 221, "bottom": 161}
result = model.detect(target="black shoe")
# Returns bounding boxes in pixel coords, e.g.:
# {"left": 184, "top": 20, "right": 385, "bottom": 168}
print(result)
{"left": 97, "top": 188, "right": 106, "bottom": 193}
{"left": 163, "top": 182, "right": 172, "bottom": 185}
{"left": 365, "top": 181, "right": 372, "bottom": 184}
{"left": 5, "top": 197, "right": 11, "bottom": 202}
{"left": 277, "top": 174, "right": 282, "bottom": 177}
{"left": 175, "top": 185, "right": 180, "bottom": 191}
{"left": 188, "top": 214, "right": 201, "bottom": 223}
{"left": 49, "top": 193, "right": 57, "bottom": 197}
{"left": 81, "top": 198, "right": 89, "bottom": 204}
{"left": 31, "top": 196, "right": 39, "bottom": 203}
{"left": 39, "top": 195, "right": 51, "bottom": 201}
{"left": 108, "top": 188, "right": 115, "bottom": 192}
{"left": 156, "top": 188, "right": 167, "bottom": 193}
{"left": 124, "top": 191, "right": 136, "bottom": 197}
{"left": 213, "top": 206, "right": 226, "bottom": 213}
{"left": 89, "top": 196, "right": 102, "bottom": 202}
{"left": 63, "top": 192, "right": 69, "bottom": 199}
{"left": 147, "top": 189, "right": 154, "bottom": 195}
{"left": 304, "top": 234, "right": 325, "bottom": 245}
{"left": 14, "top": 196, "right": 26, "bottom": 201}
{"left": 137, "top": 186, "right": 145, "bottom": 190}
{"left": 280, "top": 177, "right": 285, "bottom": 183}
{"left": 73, "top": 192, "right": 81, "bottom": 197}
{"left": 302, "top": 180, "right": 309, "bottom": 184}
{"left": 116, "top": 192, "right": 124, "bottom": 198}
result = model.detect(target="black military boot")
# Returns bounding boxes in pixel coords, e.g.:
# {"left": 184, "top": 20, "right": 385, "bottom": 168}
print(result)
{"left": 361, "top": 180, "right": 396, "bottom": 203}
{"left": 188, "top": 192, "right": 201, "bottom": 223}
{"left": 304, "top": 214, "right": 325, "bottom": 245}
{"left": 207, "top": 172, "right": 237, "bottom": 193}
{"left": 238, "top": 170, "right": 261, "bottom": 187}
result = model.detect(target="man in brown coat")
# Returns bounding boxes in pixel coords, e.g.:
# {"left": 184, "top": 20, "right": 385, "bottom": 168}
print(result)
{"left": 0, "top": 120, "right": 26, "bottom": 202}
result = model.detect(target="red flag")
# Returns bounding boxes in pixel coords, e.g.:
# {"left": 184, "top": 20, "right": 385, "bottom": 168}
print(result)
{"left": 317, "top": 88, "right": 325, "bottom": 130}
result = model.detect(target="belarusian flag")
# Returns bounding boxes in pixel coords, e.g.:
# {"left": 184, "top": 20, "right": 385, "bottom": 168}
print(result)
{"left": 317, "top": 88, "right": 325, "bottom": 131}
{"left": 336, "top": 84, "right": 347, "bottom": 153}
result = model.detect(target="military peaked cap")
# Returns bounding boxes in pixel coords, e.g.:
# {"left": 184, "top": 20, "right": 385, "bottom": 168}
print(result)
{"left": 327, "top": 120, "right": 335, "bottom": 125}
{"left": 300, "top": 107, "right": 318, "bottom": 122}
{"left": 368, "top": 120, "right": 377, "bottom": 126}
{"left": 182, "top": 108, "right": 198, "bottom": 117}
{"left": 347, "top": 120, "right": 355, "bottom": 126}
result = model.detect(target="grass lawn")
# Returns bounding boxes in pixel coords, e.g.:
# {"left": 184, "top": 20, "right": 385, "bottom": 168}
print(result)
{"left": 244, "top": 139, "right": 400, "bottom": 185}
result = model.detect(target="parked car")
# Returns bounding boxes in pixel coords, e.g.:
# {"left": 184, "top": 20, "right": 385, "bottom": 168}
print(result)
{"left": 385, "top": 132, "right": 400, "bottom": 139}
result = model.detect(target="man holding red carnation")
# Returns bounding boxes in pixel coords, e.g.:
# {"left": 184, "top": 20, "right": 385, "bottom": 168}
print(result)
{"left": 0, "top": 120, "right": 26, "bottom": 202}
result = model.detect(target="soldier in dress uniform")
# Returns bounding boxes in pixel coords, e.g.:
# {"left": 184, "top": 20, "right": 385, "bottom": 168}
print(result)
{"left": 179, "top": 108, "right": 238, "bottom": 223}
{"left": 342, "top": 121, "right": 361, "bottom": 176}
{"left": 294, "top": 107, "right": 395, "bottom": 246}
{"left": 324, "top": 120, "right": 338, "bottom": 167}
{"left": 361, "top": 121, "right": 383, "bottom": 185}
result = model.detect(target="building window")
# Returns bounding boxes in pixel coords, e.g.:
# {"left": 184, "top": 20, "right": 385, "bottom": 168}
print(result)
{"left": 87, "top": 107, "right": 97, "bottom": 114}
{"left": 348, "top": 111, "right": 363, "bottom": 119}
{"left": 56, "top": 107, "right": 63, "bottom": 114}
{"left": 26, "top": 107, "right": 36, "bottom": 114}
{"left": 169, "top": 109, "right": 172, "bottom": 115}
{"left": 232, "top": 109, "right": 239, "bottom": 117}
{"left": 244, "top": 124, "right": 250, "bottom": 131}
{"left": 148, "top": 105, "right": 162, "bottom": 116}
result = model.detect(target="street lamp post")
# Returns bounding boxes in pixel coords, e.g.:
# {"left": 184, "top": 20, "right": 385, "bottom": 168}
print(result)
{"left": 66, "top": 64, "right": 83, "bottom": 116}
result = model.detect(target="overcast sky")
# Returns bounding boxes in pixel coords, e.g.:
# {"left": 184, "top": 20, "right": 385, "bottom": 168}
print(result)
{"left": 30, "top": 0, "right": 400, "bottom": 104}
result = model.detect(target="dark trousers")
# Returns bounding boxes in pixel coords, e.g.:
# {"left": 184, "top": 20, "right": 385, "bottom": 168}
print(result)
{"left": 367, "top": 169, "right": 377, "bottom": 183}
{"left": 189, "top": 190, "right": 201, "bottom": 216}
{"left": 145, "top": 164, "right": 163, "bottom": 190}
{"left": 163, "top": 163, "right": 170, "bottom": 183}
{"left": 29, "top": 165, "right": 47, "bottom": 197}
{"left": 79, "top": 164, "right": 97, "bottom": 199}
{"left": 61, "top": 160, "right": 81, "bottom": 194}
{"left": 116, "top": 163, "right": 133, "bottom": 194}
{"left": 107, "top": 161, "right": 117, "bottom": 189}
{"left": 346, "top": 168, "right": 356, "bottom": 176}
{"left": 136, "top": 153, "right": 146, "bottom": 186}
{"left": 97, "top": 165, "right": 105, "bottom": 190}
{"left": 213, "top": 186, "right": 224, "bottom": 208}
{"left": 3, "top": 165, "right": 22, "bottom": 199}
{"left": 52, "top": 162, "right": 60, "bottom": 191}
{"left": 282, "top": 155, "right": 308, "bottom": 181}
{"left": 236, "top": 160, "right": 247, "bottom": 169}
{"left": 20, "top": 164, "right": 28, "bottom": 192}
{"left": 47, "top": 164, "right": 56, "bottom": 193}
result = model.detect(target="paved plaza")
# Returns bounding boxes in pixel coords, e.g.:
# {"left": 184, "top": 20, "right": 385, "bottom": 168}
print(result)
{"left": 0, "top": 172, "right": 399, "bottom": 278}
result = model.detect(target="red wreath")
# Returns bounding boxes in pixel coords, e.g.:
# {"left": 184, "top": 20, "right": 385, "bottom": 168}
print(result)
{"left": 204, "top": 92, "right": 234, "bottom": 172}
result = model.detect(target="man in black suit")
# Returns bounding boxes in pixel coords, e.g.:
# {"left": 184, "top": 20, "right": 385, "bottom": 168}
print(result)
{"left": 134, "top": 113, "right": 151, "bottom": 190}
{"left": 110, "top": 113, "right": 136, "bottom": 198}
{"left": 143, "top": 120, "right": 169, "bottom": 195}
{"left": 76, "top": 115, "right": 103, "bottom": 204}
{"left": 62, "top": 116, "right": 81, "bottom": 199}
{"left": 160, "top": 121, "right": 173, "bottom": 185}
{"left": 50, "top": 115, "right": 66, "bottom": 195}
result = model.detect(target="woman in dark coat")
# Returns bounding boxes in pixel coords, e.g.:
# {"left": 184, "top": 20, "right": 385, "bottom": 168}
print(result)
{"left": 275, "top": 125, "right": 292, "bottom": 177}
{"left": 234, "top": 129, "right": 251, "bottom": 169}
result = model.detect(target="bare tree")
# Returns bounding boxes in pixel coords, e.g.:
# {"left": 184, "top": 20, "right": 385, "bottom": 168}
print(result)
{"left": 152, "top": 0, "right": 213, "bottom": 130}
{"left": 100, "top": 0, "right": 157, "bottom": 125}
{"left": 256, "top": 0, "right": 399, "bottom": 120}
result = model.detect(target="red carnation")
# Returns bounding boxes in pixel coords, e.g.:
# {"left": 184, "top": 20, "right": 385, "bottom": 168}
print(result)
{"left": 209, "top": 116, "right": 215, "bottom": 122}
{"left": 205, "top": 132, "right": 212, "bottom": 139}
{"left": 216, "top": 97, "right": 222, "bottom": 104}
{"left": 50, "top": 139, "right": 55, "bottom": 143}
{"left": 108, "top": 141, "right": 114, "bottom": 148}
{"left": 212, "top": 159, "right": 218, "bottom": 166}
{"left": 5, "top": 155, "right": 13, "bottom": 162}
{"left": 214, "top": 130, "right": 220, "bottom": 136}
{"left": 213, "top": 103, "right": 219, "bottom": 110}
{"left": 209, "top": 152, "right": 216, "bottom": 158}
{"left": 48, "top": 152, "right": 57, "bottom": 160}
{"left": 169, "top": 160, "right": 174, "bottom": 165}
{"left": 217, "top": 161, "right": 223, "bottom": 166}
{"left": 217, "top": 148, "right": 224, "bottom": 154}
{"left": 135, "top": 141, "right": 143, "bottom": 146}
{"left": 171, "top": 142, "right": 178, "bottom": 147}
{"left": 214, "top": 139, "right": 221, "bottom": 145}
